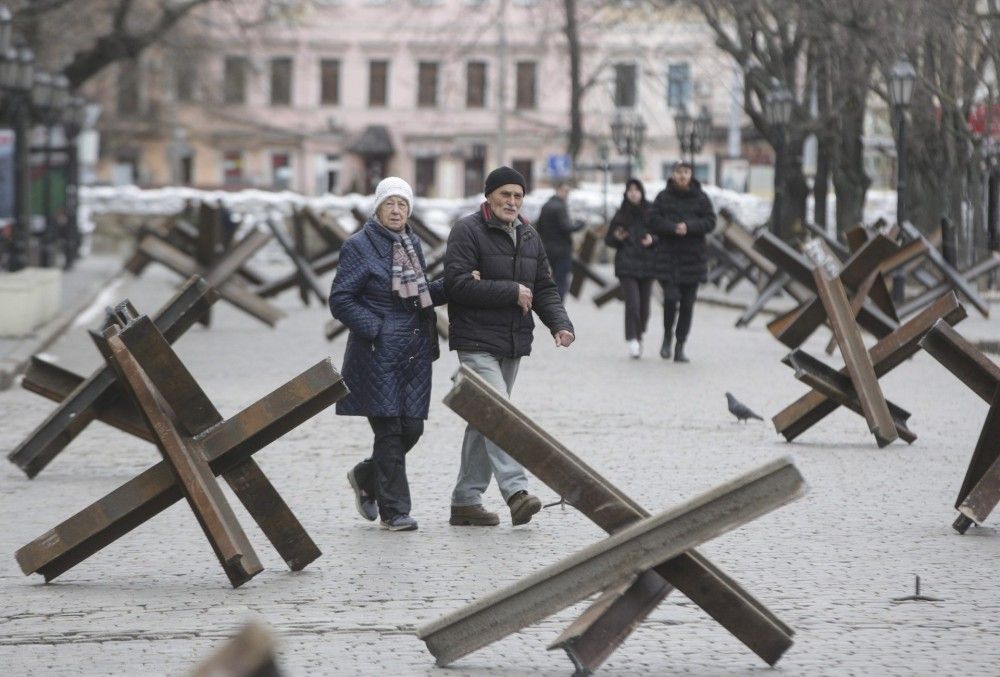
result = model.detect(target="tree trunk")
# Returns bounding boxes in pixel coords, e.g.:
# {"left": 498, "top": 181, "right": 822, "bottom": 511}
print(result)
{"left": 563, "top": 0, "right": 584, "bottom": 166}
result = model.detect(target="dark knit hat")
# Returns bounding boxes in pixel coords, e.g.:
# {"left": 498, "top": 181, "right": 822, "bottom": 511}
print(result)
{"left": 484, "top": 166, "right": 527, "bottom": 197}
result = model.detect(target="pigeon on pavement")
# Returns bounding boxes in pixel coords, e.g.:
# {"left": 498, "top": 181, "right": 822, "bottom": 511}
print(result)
{"left": 726, "top": 392, "right": 764, "bottom": 423}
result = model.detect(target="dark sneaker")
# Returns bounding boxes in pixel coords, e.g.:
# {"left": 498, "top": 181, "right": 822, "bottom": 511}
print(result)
{"left": 660, "top": 337, "right": 672, "bottom": 359}
{"left": 380, "top": 514, "right": 418, "bottom": 531}
{"left": 674, "top": 342, "right": 689, "bottom": 363}
{"left": 347, "top": 469, "right": 377, "bottom": 521}
{"left": 507, "top": 491, "right": 542, "bottom": 526}
{"left": 449, "top": 504, "right": 500, "bottom": 526}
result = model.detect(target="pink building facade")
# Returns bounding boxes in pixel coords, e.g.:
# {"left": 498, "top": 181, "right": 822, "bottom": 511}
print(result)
{"left": 87, "top": 1, "right": 742, "bottom": 197}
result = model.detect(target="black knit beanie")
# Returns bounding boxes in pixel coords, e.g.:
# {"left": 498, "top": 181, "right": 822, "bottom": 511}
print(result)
{"left": 484, "top": 166, "right": 527, "bottom": 197}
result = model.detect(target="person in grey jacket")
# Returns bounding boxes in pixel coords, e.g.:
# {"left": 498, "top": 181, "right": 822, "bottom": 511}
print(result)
{"left": 444, "top": 166, "right": 575, "bottom": 527}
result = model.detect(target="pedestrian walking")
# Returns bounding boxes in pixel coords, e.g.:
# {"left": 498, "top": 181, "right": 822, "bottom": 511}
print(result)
{"left": 647, "top": 162, "right": 717, "bottom": 363}
{"left": 605, "top": 178, "right": 656, "bottom": 359}
{"left": 534, "top": 181, "right": 583, "bottom": 300}
{"left": 443, "top": 166, "right": 576, "bottom": 527}
{"left": 330, "top": 177, "right": 447, "bottom": 532}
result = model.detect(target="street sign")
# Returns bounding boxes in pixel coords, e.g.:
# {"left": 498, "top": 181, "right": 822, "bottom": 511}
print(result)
{"left": 546, "top": 153, "right": 572, "bottom": 178}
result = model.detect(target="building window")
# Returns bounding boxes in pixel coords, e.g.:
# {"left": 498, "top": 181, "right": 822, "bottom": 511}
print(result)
{"left": 117, "top": 60, "right": 140, "bottom": 115}
{"left": 224, "top": 56, "right": 247, "bottom": 105}
{"left": 615, "top": 63, "right": 637, "bottom": 108}
{"left": 175, "top": 58, "right": 196, "bottom": 103}
{"left": 415, "top": 157, "right": 437, "bottom": 196}
{"left": 515, "top": 61, "right": 536, "bottom": 109}
{"left": 270, "top": 57, "right": 293, "bottom": 106}
{"left": 320, "top": 59, "right": 340, "bottom": 105}
{"left": 272, "top": 152, "right": 292, "bottom": 190}
{"left": 369, "top": 59, "right": 389, "bottom": 107}
{"left": 317, "top": 153, "right": 341, "bottom": 194}
{"left": 417, "top": 61, "right": 439, "bottom": 108}
{"left": 667, "top": 62, "right": 691, "bottom": 108}
{"left": 222, "top": 150, "right": 244, "bottom": 185}
{"left": 466, "top": 61, "right": 487, "bottom": 108}
{"left": 511, "top": 159, "right": 533, "bottom": 193}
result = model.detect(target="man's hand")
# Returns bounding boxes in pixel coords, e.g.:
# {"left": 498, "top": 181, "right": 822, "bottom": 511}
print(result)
{"left": 640, "top": 233, "right": 653, "bottom": 247}
{"left": 554, "top": 329, "right": 575, "bottom": 347}
{"left": 517, "top": 283, "right": 533, "bottom": 315}
{"left": 471, "top": 270, "right": 481, "bottom": 280}
{"left": 675, "top": 221, "right": 688, "bottom": 236}
{"left": 613, "top": 226, "right": 629, "bottom": 241}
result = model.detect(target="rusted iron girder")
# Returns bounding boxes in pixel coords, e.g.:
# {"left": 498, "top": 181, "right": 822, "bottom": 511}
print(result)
{"left": 812, "top": 266, "right": 898, "bottom": 447}
{"left": 919, "top": 321, "right": 1000, "bottom": 533}
{"left": 138, "top": 227, "right": 284, "bottom": 326}
{"left": 899, "top": 221, "right": 991, "bottom": 318}
{"left": 7, "top": 276, "right": 218, "bottom": 477}
{"left": 418, "top": 457, "right": 806, "bottom": 669}
{"left": 897, "top": 252, "right": 1000, "bottom": 319}
{"left": 442, "top": 366, "right": 796, "bottom": 670}
{"left": 264, "top": 216, "right": 327, "bottom": 306}
{"left": 15, "top": 348, "right": 346, "bottom": 584}
{"left": 761, "top": 233, "right": 900, "bottom": 348}
{"left": 772, "top": 292, "right": 967, "bottom": 442}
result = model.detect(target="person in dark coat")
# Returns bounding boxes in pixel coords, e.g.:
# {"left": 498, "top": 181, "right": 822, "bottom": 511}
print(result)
{"left": 605, "top": 178, "right": 656, "bottom": 359}
{"left": 535, "top": 182, "right": 584, "bottom": 299}
{"left": 646, "top": 162, "right": 716, "bottom": 362}
{"left": 330, "top": 177, "right": 446, "bottom": 532}
{"left": 444, "top": 166, "right": 575, "bottom": 527}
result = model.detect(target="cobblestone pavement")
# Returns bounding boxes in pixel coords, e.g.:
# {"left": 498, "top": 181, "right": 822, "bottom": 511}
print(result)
{"left": 2, "top": 264, "right": 999, "bottom": 676}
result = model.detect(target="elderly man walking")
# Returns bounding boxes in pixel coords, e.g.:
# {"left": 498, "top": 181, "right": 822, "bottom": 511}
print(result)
{"left": 444, "top": 166, "right": 576, "bottom": 527}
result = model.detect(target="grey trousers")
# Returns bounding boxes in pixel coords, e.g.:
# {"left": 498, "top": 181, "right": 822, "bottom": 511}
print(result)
{"left": 451, "top": 351, "right": 530, "bottom": 506}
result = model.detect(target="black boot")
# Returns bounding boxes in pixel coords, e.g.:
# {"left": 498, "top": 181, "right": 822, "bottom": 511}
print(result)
{"left": 674, "top": 341, "right": 689, "bottom": 363}
{"left": 659, "top": 336, "right": 672, "bottom": 359}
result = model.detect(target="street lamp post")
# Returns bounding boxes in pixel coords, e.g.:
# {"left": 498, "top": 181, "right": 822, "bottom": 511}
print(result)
{"left": 673, "top": 104, "right": 712, "bottom": 167}
{"left": 33, "top": 72, "right": 69, "bottom": 268}
{"left": 610, "top": 111, "right": 646, "bottom": 179}
{"left": 2, "top": 45, "right": 35, "bottom": 271}
{"left": 889, "top": 57, "right": 916, "bottom": 303}
{"left": 764, "top": 81, "right": 794, "bottom": 237}
{"left": 62, "top": 96, "right": 85, "bottom": 269}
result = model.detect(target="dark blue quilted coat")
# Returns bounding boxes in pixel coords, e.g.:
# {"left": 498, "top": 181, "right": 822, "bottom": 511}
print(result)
{"left": 329, "top": 219, "right": 446, "bottom": 419}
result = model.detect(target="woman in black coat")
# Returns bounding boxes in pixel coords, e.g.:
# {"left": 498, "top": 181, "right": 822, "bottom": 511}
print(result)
{"left": 329, "top": 177, "right": 446, "bottom": 531}
{"left": 646, "top": 162, "right": 716, "bottom": 363}
{"left": 605, "top": 178, "right": 656, "bottom": 359}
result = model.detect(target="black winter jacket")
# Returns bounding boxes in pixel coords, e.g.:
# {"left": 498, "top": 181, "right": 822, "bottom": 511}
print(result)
{"left": 605, "top": 200, "right": 656, "bottom": 279}
{"left": 535, "top": 195, "right": 581, "bottom": 260}
{"left": 444, "top": 204, "right": 574, "bottom": 358}
{"left": 647, "top": 178, "right": 716, "bottom": 284}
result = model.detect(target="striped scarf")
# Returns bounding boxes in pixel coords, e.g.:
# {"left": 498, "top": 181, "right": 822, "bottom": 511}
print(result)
{"left": 391, "top": 233, "right": 433, "bottom": 310}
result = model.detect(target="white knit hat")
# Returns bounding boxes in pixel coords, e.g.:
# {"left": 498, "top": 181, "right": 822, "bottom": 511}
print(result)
{"left": 372, "top": 176, "right": 413, "bottom": 215}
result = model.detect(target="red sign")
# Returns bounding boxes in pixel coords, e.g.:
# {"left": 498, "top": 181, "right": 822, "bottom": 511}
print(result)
{"left": 968, "top": 103, "right": 1000, "bottom": 138}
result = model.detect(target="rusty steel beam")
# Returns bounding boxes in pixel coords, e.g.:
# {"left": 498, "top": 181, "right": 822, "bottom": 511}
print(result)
{"left": 593, "top": 283, "right": 625, "bottom": 307}
{"left": 138, "top": 232, "right": 284, "bottom": 327}
{"left": 735, "top": 272, "right": 790, "bottom": 328}
{"left": 899, "top": 221, "right": 991, "bottom": 317}
{"left": 264, "top": 217, "right": 327, "bottom": 305}
{"left": 104, "top": 314, "right": 324, "bottom": 573}
{"left": 811, "top": 267, "right": 897, "bottom": 447}
{"left": 14, "top": 358, "right": 346, "bottom": 583}
{"left": 918, "top": 320, "right": 1000, "bottom": 404}
{"left": 104, "top": 325, "right": 264, "bottom": 588}
{"left": 7, "top": 277, "right": 218, "bottom": 477}
{"left": 784, "top": 351, "right": 916, "bottom": 444}
{"left": 442, "top": 366, "right": 796, "bottom": 668}
{"left": 417, "top": 457, "right": 806, "bottom": 668}
{"left": 917, "top": 322, "right": 1000, "bottom": 533}
{"left": 548, "top": 569, "right": 670, "bottom": 673}
{"left": 955, "top": 388, "right": 1000, "bottom": 531}
{"left": 772, "top": 292, "right": 966, "bottom": 442}
{"left": 898, "top": 252, "right": 1000, "bottom": 319}
{"left": 569, "top": 230, "right": 602, "bottom": 298}
{"left": 259, "top": 249, "right": 341, "bottom": 299}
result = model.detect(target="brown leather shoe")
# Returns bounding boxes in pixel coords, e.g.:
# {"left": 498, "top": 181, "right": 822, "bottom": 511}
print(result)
{"left": 449, "top": 504, "right": 500, "bottom": 526}
{"left": 507, "top": 491, "right": 541, "bottom": 526}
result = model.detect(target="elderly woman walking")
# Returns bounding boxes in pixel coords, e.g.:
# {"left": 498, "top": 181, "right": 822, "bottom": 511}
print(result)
{"left": 330, "top": 177, "right": 446, "bottom": 531}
